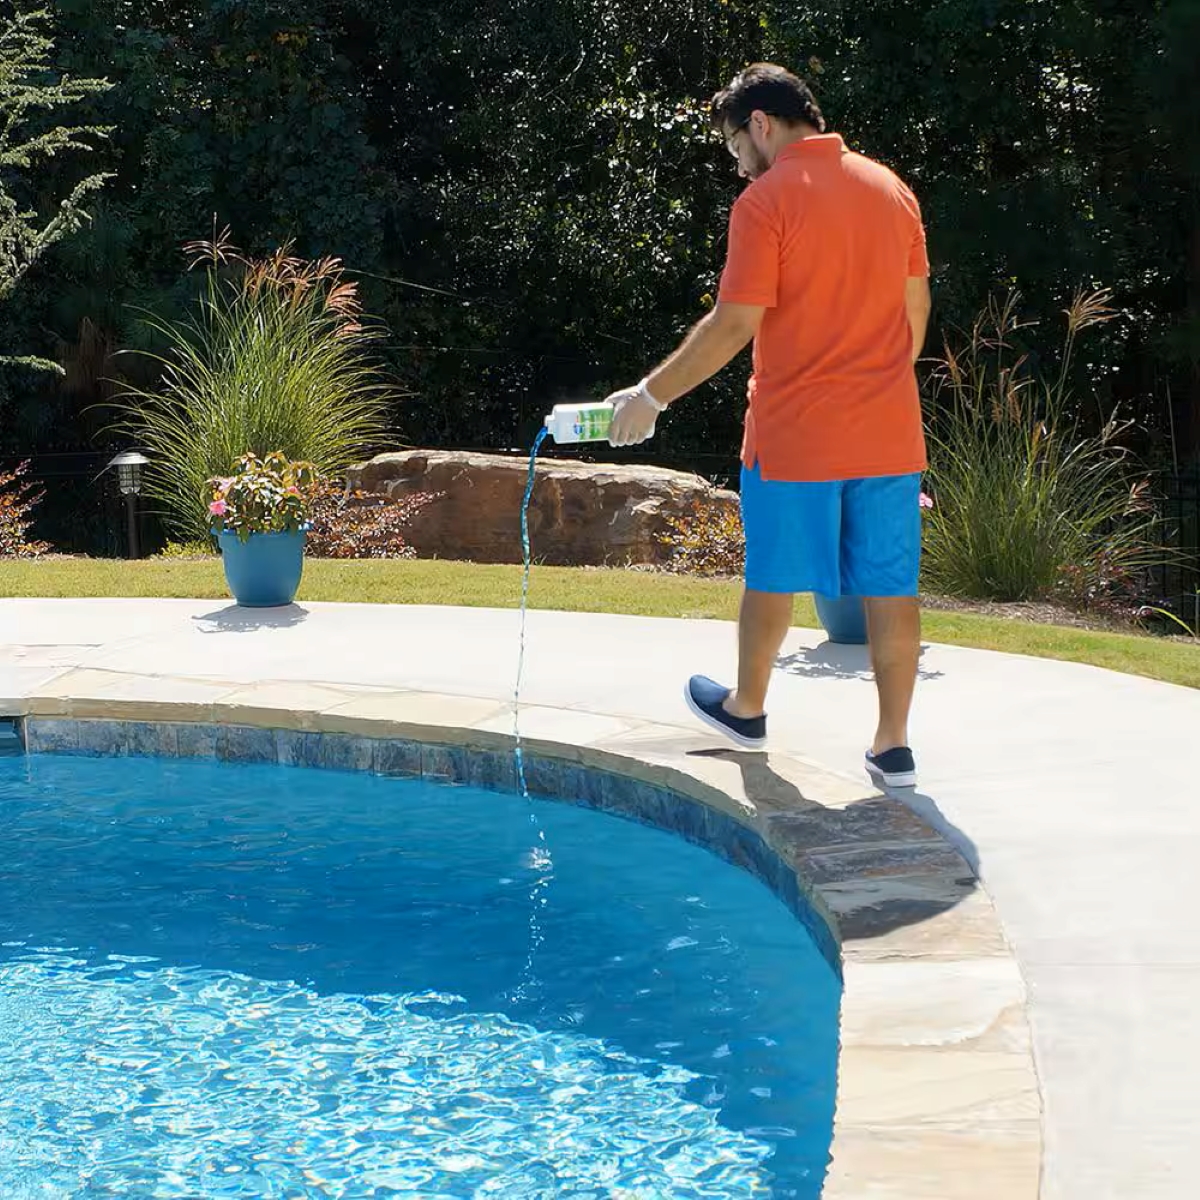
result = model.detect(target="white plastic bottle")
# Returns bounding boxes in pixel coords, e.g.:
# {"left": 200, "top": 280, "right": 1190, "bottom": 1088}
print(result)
{"left": 543, "top": 402, "right": 614, "bottom": 444}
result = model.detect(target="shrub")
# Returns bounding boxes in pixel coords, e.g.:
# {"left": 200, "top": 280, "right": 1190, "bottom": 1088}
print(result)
{"left": 659, "top": 500, "right": 744, "bottom": 577}
{"left": 305, "top": 483, "right": 440, "bottom": 560}
{"left": 0, "top": 461, "right": 51, "bottom": 557}
{"left": 155, "top": 539, "right": 215, "bottom": 559}
{"left": 921, "top": 290, "right": 1171, "bottom": 606}
{"left": 116, "top": 229, "right": 394, "bottom": 540}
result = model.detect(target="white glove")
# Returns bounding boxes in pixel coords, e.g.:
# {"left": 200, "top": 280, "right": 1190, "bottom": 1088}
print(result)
{"left": 607, "top": 379, "right": 668, "bottom": 447}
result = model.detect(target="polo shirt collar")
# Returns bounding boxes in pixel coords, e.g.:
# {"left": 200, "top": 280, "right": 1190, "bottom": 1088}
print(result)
{"left": 777, "top": 134, "right": 846, "bottom": 163}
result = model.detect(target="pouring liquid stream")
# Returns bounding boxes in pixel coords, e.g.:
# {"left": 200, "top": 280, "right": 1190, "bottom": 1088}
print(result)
{"left": 509, "top": 424, "right": 550, "bottom": 1002}
{"left": 509, "top": 405, "right": 612, "bottom": 1002}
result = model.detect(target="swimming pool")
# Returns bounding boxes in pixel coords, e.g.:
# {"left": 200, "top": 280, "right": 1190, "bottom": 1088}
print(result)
{"left": 0, "top": 750, "right": 840, "bottom": 1197}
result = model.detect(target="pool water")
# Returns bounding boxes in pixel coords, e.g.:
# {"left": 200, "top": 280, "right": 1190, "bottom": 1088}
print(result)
{"left": 0, "top": 753, "right": 840, "bottom": 1198}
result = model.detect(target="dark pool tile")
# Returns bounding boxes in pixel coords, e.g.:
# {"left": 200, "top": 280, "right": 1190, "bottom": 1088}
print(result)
{"left": 217, "top": 724, "right": 278, "bottom": 765}
{"left": 582, "top": 766, "right": 614, "bottom": 809}
{"left": 592, "top": 770, "right": 648, "bottom": 817}
{"left": 798, "top": 906, "right": 842, "bottom": 974}
{"left": 272, "top": 731, "right": 370, "bottom": 773}
{"left": 521, "top": 754, "right": 564, "bottom": 799}
{"left": 663, "top": 791, "right": 713, "bottom": 848}
{"left": 273, "top": 728, "right": 307, "bottom": 767}
{"left": 620, "top": 781, "right": 676, "bottom": 829}
{"left": 372, "top": 739, "right": 422, "bottom": 778}
{"left": 719, "top": 819, "right": 779, "bottom": 889}
{"left": 465, "top": 747, "right": 519, "bottom": 793}
{"left": 420, "top": 743, "right": 460, "bottom": 783}
{"left": 418, "top": 743, "right": 515, "bottom": 791}
{"left": 768, "top": 856, "right": 807, "bottom": 914}
{"left": 175, "top": 723, "right": 218, "bottom": 759}
{"left": 151, "top": 723, "right": 181, "bottom": 757}
{"left": 547, "top": 762, "right": 582, "bottom": 805}
{"left": 23, "top": 718, "right": 79, "bottom": 754}
{"left": 763, "top": 841, "right": 795, "bottom": 893}
{"left": 116, "top": 721, "right": 172, "bottom": 759}
{"left": 550, "top": 762, "right": 604, "bottom": 810}
{"left": 73, "top": 721, "right": 129, "bottom": 756}
{"left": 322, "top": 735, "right": 376, "bottom": 774}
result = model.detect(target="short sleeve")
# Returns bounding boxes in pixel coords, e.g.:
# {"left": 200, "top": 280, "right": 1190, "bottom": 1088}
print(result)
{"left": 717, "top": 187, "right": 780, "bottom": 307}
{"left": 903, "top": 186, "right": 929, "bottom": 277}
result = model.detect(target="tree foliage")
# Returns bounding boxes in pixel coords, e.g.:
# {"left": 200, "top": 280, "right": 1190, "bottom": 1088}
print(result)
{"left": 2, "top": 0, "right": 1199, "bottom": 468}
{"left": 0, "top": 7, "right": 111, "bottom": 368}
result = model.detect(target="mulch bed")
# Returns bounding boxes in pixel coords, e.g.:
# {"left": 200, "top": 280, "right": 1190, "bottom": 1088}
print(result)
{"left": 917, "top": 593, "right": 1143, "bottom": 635}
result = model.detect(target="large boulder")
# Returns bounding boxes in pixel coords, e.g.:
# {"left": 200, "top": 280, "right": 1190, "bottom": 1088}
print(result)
{"left": 347, "top": 449, "right": 739, "bottom": 567}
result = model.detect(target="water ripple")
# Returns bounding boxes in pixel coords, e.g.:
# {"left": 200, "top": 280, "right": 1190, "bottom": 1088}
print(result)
{"left": 1, "top": 951, "right": 774, "bottom": 1197}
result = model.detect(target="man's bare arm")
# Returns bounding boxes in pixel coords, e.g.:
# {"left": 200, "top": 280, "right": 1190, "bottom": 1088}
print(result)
{"left": 905, "top": 276, "right": 932, "bottom": 363}
{"left": 646, "top": 301, "right": 765, "bottom": 406}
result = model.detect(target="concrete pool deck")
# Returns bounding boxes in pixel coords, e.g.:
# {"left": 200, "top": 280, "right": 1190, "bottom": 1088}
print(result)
{"left": 2, "top": 597, "right": 1198, "bottom": 1198}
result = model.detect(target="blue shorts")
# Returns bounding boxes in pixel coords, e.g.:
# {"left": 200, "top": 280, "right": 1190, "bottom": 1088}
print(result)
{"left": 740, "top": 465, "right": 922, "bottom": 597}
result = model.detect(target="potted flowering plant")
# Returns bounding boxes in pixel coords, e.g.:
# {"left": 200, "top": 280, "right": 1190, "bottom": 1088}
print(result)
{"left": 209, "top": 451, "right": 317, "bottom": 606}
{"left": 814, "top": 490, "right": 935, "bottom": 644}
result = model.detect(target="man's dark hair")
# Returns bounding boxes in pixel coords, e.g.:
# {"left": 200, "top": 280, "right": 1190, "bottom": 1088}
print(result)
{"left": 710, "top": 63, "right": 826, "bottom": 135}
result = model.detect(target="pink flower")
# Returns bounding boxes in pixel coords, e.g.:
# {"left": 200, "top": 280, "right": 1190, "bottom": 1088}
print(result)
{"left": 209, "top": 500, "right": 228, "bottom": 516}
{"left": 919, "top": 492, "right": 934, "bottom": 510}
{"left": 285, "top": 486, "right": 300, "bottom": 496}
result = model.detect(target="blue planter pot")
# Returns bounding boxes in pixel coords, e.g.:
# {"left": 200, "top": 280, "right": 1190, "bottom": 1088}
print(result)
{"left": 217, "top": 529, "right": 306, "bottom": 607}
{"left": 814, "top": 593, "right": 868, "bottom": 644}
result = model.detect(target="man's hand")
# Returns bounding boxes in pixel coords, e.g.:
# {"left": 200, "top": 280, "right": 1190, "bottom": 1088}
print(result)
{"left": 606, "top": 379, "right": 667, "bottom": 447}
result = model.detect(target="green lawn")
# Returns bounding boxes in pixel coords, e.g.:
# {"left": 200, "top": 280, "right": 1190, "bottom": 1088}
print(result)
{"left": 3, "top": 556, "right": 1198, "bottom": 689}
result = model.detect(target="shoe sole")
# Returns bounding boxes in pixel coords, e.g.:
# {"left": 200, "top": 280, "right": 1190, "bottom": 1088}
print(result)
{"left": 683, "top": 683, "right": 767, "bottom": 750}
{"left": 865, "top": 760, "right": 917, "bottom": 789}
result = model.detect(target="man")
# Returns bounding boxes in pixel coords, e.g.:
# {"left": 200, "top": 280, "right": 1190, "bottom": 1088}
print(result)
{"left": 605, "top": 63, "right": 931, "bottom": 789}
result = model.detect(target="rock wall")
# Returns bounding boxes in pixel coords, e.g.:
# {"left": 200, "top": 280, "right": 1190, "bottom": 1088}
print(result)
{"left": 347, "top": 449, "right": 739, "bottom": 567}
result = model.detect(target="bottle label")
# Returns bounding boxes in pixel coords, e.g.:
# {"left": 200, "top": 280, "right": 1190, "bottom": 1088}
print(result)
{"left": 571, "top": 408, "right": 612, "bottom": 442}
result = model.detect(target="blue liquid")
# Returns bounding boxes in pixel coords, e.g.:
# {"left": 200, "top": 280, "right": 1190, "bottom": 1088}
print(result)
{"left": 513, "top": 424, "right": 548, "bottom": 799}
{"left": 0, "top": 754, "right": 840, "bottom": 1197}
{"left": 510, "top": 425, "right": 552, "bottom": 1006}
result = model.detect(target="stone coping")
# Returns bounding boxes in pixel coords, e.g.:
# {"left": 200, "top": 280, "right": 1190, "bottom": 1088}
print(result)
{"left": 6, "top": 675, "right": 1042, "bottom": 1199}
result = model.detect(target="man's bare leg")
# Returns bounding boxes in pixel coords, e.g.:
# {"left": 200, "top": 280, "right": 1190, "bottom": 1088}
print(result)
{"left": 864, "top": 595, "right": 921, "bottom": 753}
{"left": 724, "top": 588, "right": 794, "bottom": 718}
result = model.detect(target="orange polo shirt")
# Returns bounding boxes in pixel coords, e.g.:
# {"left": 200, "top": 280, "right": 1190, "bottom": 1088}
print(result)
{"left": 718, "top": 134, "right": 928, "bottom": 482}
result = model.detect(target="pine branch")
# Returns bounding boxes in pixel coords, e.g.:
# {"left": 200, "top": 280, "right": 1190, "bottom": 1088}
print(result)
{"left": 0, "top": 127, "right": 114, "bottom": 168}
{"left": 0, "top": 353, "right": 65, "bottom": 374}
{"left": 0, "top": 7, "right": 113, "bottom": 307}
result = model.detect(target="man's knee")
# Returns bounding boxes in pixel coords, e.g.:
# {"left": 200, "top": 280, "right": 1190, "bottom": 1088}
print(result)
{"left": 863, "top": 596, "right": 920, "bottom": 648}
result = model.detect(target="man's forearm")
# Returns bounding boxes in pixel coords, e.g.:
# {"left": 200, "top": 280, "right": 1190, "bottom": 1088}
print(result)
{"left": 905, "top": 277, "right": 932, "bottom": 363}
{"left": 644, "top": 304, "right": 762, "bottom": 406}
{"left": 909, "top": 309, "right": 930, "bottom": 363}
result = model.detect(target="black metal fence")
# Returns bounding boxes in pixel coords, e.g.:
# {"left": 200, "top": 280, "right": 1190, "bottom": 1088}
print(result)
{"left": 1, "top": 449, "right": 164, "bottom": 559}
{"left": 1152, "top": 468, "right": 1200, "bottom": 632}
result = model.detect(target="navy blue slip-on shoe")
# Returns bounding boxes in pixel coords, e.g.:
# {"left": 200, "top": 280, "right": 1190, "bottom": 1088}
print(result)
{"left": 684, "top": 675, "right": 767, "bottom": 749}
{"left": 865, "top": 746, "right": 917, "bottom": 789}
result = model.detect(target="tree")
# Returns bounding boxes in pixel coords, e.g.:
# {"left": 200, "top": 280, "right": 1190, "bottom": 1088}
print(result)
{"left": 8, "top": 0, "right": 1200, "bottom": 466}
{"left": 0, "top": 7, "right": 112, "bottom": 344}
